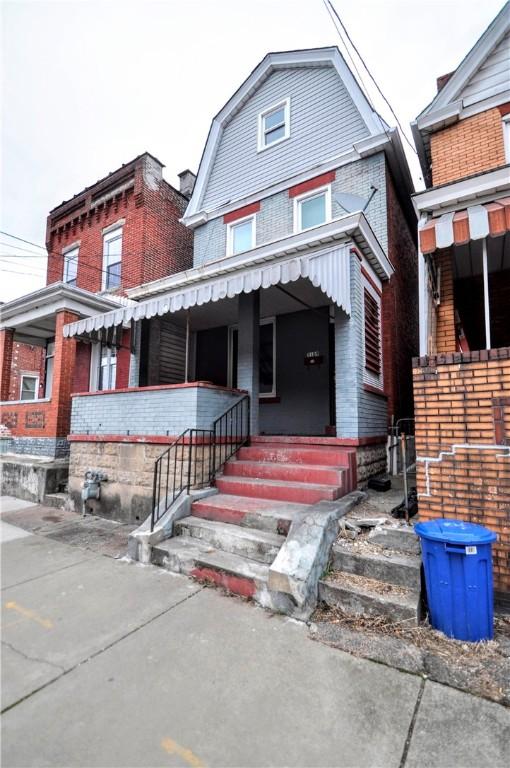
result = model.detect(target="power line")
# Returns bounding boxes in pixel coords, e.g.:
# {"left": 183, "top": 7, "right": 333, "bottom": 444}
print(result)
{"left": 0, "top": 242, "right": 47, "bottom": 257}
{"left": 323, "top": 0, "right": 418, "bottom": 156}
{"left": 0, "top": 230, "right": 47, "bottom": 250}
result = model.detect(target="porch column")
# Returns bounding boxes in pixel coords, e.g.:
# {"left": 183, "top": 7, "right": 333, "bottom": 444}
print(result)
{"left": 128, "top": 321, "right": 141, "bottom": 387}
{"left": 51, "top": 311, "right": 78, "bottom": 439}
{"left": 237, "top": 291, "right": 260, "bottom": 436}
{"left": 334, "top": 307, "right": 360, "bottom": 439}
{"left": 0, "top": 328, "right": 14, "bottom": 402}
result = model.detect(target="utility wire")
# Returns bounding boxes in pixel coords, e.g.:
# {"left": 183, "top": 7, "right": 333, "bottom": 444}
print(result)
{"left": 0, "top": 230, "right": 47, "bottom": 250}
{"left": 0, "top": 242, "right": 47, "bottom": 256}
{"left": 323, "top": 0, "right": 418, "bottom": 156}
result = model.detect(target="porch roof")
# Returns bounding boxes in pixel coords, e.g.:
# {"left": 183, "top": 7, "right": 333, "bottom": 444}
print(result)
{"left": 419, "top": 196, "right": 510, "bottom": 255}
{"left": 63, "top": 211, "right": 391, "bottom": 339}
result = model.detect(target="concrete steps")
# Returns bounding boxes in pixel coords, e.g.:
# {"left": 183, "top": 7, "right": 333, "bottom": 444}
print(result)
{"left": 319, "top": 526, "right": 422, "bottom": 623}
{"left": 42, "top": 492, "right": 67, "bottom": 510}
{"left": 224, "top": 459, "right": 347, "bottom": 487}
{"left": 238, "top": 445, "right": 352, "bottom": 468}
{"left": 216, "top": 475, "right": 341, "bottom": 504}
{"left": 174, "top": 516, "right": 284, "bottom": 564}
{"left": 191, "top": 493, "right": 307, "bottom": 535}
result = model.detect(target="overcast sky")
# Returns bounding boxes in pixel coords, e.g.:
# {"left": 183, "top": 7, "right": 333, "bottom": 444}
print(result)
{"left": 0, "top": 0, "right": 505, "bottom": 302}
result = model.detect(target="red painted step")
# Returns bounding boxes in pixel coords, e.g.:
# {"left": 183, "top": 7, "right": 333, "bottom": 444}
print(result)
{"left": 224, "top": 459, "right": 346, "bottom": 487}
{"left": 238, "top": 445, "right": 352, "bottom": 468}
{"left": 216, "top": 475, "right": 341, "bottom": 504}
{"left": 191, "top": 493, "right": 307, "bottom": 534}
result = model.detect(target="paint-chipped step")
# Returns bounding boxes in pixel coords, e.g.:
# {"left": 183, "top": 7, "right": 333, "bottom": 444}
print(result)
{"left": 152, "top": 537, "right": 269, "bottom": 599}
{"left": 224, "top": 459, "right": 346, "bottom": 487}
{"left": 42, "top": 493, "right": 67, "bottom": 509}
{"left": 216, "top": 475, "right": 342, "bottom": 504}
{"left": 191, "top": 493, "right": 307, "bottom": 534}
{"left": 174, "top": 516, "right": 284, "bottom": 565}
{"left": 238, "top": 445, "right": 352, "bottom": 467}
{"left": 318, "top": 572, "right": 420, "bottom": 623}
{"left": 331, "top": 544, "right": 422, "bottom": 590}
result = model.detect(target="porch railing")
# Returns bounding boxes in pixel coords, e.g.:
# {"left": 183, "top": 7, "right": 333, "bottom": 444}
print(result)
{"left": 150, "top": 395, "right": 250, "bottom": 531}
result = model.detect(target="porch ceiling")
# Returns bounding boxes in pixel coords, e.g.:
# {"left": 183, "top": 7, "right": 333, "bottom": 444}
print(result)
{"left": 453, "top": 232, "right": 510, "bottom": 279}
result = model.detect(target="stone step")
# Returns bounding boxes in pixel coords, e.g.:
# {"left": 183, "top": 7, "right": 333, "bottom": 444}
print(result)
{"left": 331, "top": 543, "right": 421, "bottom": 590}
{"left": 174, "top": 515, "right": 284, "bottom": 565}
{"left": 224, "top": 459, "right": 346, "bottom": 487}
{"left": 238, "top": 445, "right": 352, "bottom": 468}
{"left": 191, "top": 493, "right": 307, "bottom": 535}
{"left": 216, "top": 475, "right": 341, "bottom": 504}
{"left": 152, "top": 537, "right": 270, "bottom": 599}
{"left": 42, "top": 492, "right": 67, "bottom": 510}
{"left": 319, "top": 573, "right": 420, "bottom": 623}
{"left": 368, "top": 526, "right": 421, "bottom": 555}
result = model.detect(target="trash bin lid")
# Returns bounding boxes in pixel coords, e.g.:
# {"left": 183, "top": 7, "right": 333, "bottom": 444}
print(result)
{"left": 415, "top": 518, "right": 497, "bottom": 545}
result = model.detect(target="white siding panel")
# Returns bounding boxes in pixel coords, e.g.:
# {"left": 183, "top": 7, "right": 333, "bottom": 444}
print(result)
{"left": 459, "top": 31, "right": 510, "bottom": 105}
{"left": 202, "top": 65, "right": 370, "bottom": 210}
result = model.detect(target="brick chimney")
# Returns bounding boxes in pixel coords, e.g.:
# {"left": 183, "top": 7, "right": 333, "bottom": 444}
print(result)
{"left": 436, "top": 71, "right": 454, "bottom": 93}
{"left": 178, "top": 169, "right": 196, "bottom": 199}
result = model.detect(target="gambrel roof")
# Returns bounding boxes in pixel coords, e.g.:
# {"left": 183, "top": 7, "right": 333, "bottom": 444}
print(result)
{"left": 412, "top": 2, "right": 510, "bottom": 185}
{"left": 183, "top": 47, "right": 413, "bottom": 225}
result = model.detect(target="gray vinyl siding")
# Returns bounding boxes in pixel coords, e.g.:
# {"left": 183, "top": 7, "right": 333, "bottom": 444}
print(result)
{"left": 459, "top": 31, "right": 510, "bottom": 106}
{"left": 202, "top": 65, "right": 371, "bottom": 210}
{"left": 194, "top": 153, "right": 387, "bottom": 268}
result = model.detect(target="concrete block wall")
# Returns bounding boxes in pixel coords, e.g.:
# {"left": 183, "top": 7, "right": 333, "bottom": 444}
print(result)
{"left": 193, "top": 154, "right": 387, "bottom": 267}
{"left": 70, "top": 384, "right": 243, "bottom": 437}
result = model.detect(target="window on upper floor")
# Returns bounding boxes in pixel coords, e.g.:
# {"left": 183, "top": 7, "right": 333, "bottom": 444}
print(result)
{"left": 102, "top": 226, "right": 122, "bottom": 290}
{"left": 503, "top": 115, "right": 510, "bottom": 163}
{"left": 20, "top": 374, "right": 39, "bottom": 401}
{"left": 294, "top": 186, "right": 331, "bottom": 232}
{"left": 227, "top": 215, "right": 256, "bottom": 256}
{"left": 257, "top": 99, "right": 290, "bottom": 152}
{"left": 63, "top": 246, "right": 79, "bottom": 287}
{"left": 364, "top": 288, "right": 381, "bottom": 376}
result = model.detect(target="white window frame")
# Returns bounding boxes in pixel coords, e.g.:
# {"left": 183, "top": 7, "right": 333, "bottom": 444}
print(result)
{"left": 63, "top": 245, "right": 79, "bottom": 287}
{"left": 102, "top": 225, "right": 123, "bottom": 291}
{"left": 20, "top": 374, "right": 39, "bottom": 401}
{"left": 226, "top": 214, "right": 256, "bottom": 257}
{"left": 257, "top": 98, "right": 290, "bottom": 152}
{"left": 227, "top": 317, "right": 276, "bottom": 398}
{"left": 502, "top": 114, "right": 510, "bottom": 163}
{"left": 44, "top": 341, "right": 55, "bottom": 399}
{"left": 293, "top": 185, "right": 332, "bottom": 233}
{"left": 89, "top": 342, "right": 117, "bottom": 392}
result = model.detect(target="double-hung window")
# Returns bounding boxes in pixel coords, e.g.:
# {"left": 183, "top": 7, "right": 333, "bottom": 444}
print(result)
{"left": 44, "top": 341, "right": 55, "bottom": 399}
{"left": 227, "top": 215, "right": 255, "bottom": 256}
{"left": 20, "top": 374, "right": 39, "bottom": 401}
{"left": 102, "top": 226, "right": 122, "bottom": 290}
{"left": 99, "top": 345, "right": 117, "bottom": 391}
{"left": 63, "top": 246, "right": 79, "bottom": 287}
{"left": 257, "top": 99, "right": 290, "bottom": 151}
{"left": 294, "top": 186, "right": 331, "bottom": 232}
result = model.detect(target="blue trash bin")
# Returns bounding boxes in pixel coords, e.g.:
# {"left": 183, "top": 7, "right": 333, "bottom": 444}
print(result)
{"left": 415, "top": 519, "right": 497, "bottom": 642}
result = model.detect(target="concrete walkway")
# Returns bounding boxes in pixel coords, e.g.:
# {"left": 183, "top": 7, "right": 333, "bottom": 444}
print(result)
{"left": 1, "top": 497, "right": 509, "bottom": 768}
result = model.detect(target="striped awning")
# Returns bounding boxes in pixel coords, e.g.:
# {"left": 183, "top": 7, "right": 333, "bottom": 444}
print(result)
{"left": 419, "top": 198, "right": 510, "bottom": 255}
{"left": 63, "top": 244, "right": 351, "bottom": 338}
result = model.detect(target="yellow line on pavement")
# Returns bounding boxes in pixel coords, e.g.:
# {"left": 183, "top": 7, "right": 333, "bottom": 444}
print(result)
{"left": 161, "top": 737, "right": 205, "bottom": 767}
{"left": 4, "top": 601, "right": 53, "bottom": 629}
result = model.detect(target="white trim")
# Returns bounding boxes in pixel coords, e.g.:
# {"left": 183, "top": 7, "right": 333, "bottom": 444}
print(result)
{"left": 257, "top": 98, "right": 290, "bottom": 152}
{"left": 293, "top": 185, "right": 332, "bottom": 233}
{"left": 184, "top": 47, "right": 388, "bottom": 219}
{"left": 0, "top": 397, "right": 50, "bottom": 407}
{"left": 63, "top": 245, "right": 79, "bottom": 286}
{"left": 503, "top": 113, "right": 510, "bottom": 163}
{"left": 412, "top": 165, "right": 510, "bottom": 216}
{"left": 418, "top": 246, "right": 428, "bottom": 357}
{"left": 226, "top": 214, "right": 257, "bottom": 257}
{"left": 62, "top": 240, "right": 81, "bottom": 254}
{"left": 102, "top": 225, "right": 123, "bottom": 291}
{"left": 89, "top": 342, "right": 100, "bottom": 392}
{"left": 102, "top": 219, "right": 126, "bottom": 236}
{"left": 20, "top": 374, "right": 39, "bottom": 401}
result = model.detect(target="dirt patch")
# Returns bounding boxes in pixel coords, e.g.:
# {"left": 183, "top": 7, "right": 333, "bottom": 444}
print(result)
{"left": 311, "top": 605, "right": 510, "bottom": 705}
{"left": 324, "top": 570, "right": 413, "bottom": 597}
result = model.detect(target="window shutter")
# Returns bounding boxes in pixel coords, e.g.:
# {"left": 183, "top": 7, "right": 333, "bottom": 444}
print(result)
{"left": 364, "top": 289, "right": 381, "bottom": 374}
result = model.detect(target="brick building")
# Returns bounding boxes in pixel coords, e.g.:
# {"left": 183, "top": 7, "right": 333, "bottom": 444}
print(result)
{"left": 411, "top": 3, "right": 510, "bottom": 598}
{"left": 0, "top": 153, "right": 193, "bottom": 477}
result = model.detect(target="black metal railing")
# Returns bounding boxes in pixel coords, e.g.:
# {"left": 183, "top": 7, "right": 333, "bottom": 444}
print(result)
{"left": 150, "top": 395, "right": 250, "bottom": 531}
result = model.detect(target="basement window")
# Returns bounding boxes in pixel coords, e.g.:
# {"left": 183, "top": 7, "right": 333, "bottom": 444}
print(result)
{"left": 257, "top": 99, "right": 290, "bottom": 151}
{"left": 20, "top": 374, "right": 39, "bottom": 401}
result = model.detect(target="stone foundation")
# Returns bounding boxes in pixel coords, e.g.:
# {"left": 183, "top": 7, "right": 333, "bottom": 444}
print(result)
{"left": 356, "top": 443, "right": 387, "bottom": 482}
{"left": 68, "top": 438, "right": 213, "bottom": 525}
{"left": 0, "top": 436, "right": 69, "bottom": 458}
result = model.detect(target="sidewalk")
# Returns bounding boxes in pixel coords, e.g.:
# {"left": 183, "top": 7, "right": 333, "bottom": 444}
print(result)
{"left": 1, "top": 497, "right": 509, "bottom": 767}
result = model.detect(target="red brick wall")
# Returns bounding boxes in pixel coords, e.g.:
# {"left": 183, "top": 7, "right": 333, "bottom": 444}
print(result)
{"left": 116, "top": 329, "right": 131, "bottom": 389}
{"left": 382, "top": 168, "right": 418, "bottom": 422}
{"left": 436, "top": 249, "right": 456, "bottom": 353}
{"left": 72, "top": 343, "right": 91, "bottom": 393}
{"left": 5, "top": 342, "right": 45, "bottom": 401}
{"left": 413, "top": 349, "right": 510, "bottom": 593}
{"left": 46, "top": 156, "right": 193, "bottom": 295}
{"left": 430, "top": 108, "right": 507, "bottom": 186}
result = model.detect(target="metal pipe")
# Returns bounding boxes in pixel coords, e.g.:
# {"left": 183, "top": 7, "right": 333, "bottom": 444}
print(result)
{"left": 400, "top": 433, "right": 409, "bottom": 524}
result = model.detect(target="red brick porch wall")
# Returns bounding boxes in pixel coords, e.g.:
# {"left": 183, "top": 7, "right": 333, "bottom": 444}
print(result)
{"left": 413, "top": 349, "right": 510, "bottom": 593}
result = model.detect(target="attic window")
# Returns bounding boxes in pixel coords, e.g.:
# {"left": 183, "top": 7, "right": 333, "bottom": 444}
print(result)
{"left": 258, "top": 99, "right": 290, "bottom": 151}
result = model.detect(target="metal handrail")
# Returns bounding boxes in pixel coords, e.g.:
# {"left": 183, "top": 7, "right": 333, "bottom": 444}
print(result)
{"left": 150, "top": 395, "right": 250, "bottom": 531}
